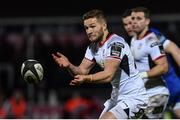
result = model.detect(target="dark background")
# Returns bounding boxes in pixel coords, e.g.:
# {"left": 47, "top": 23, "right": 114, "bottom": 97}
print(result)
{"left": 0, "top": 0, "right": 179, "bottom": 17}
{"left": 0, "top": 0, "right": 179, "bottom": 118}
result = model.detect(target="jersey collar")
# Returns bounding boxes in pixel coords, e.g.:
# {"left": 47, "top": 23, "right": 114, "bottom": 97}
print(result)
{"left": 138, "top": 29, "right": 151, "bottom": 40}
{"left": 99, "top": 33, "right": 114, "bottom": 46}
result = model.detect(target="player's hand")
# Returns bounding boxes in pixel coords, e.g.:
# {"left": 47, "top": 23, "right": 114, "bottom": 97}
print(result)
{"left": 70, "top": 75, "right": 87, "bottom": 86}
{"left": 52, "top": 52, "right": 70, "bottom": 68}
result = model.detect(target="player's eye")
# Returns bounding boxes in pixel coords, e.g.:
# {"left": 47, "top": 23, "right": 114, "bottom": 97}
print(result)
{"left": 84, "top": 26, "right": 88, "bottom": 30}
{"left": 90, "top": 25, "right": 96, "bottom": 28}
{"left": 137, "top": 17, "right": 142, "bottom": 20}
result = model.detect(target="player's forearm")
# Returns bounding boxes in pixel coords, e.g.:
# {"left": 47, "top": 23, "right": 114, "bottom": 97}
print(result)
{"left": 86, "top": 71, "right": 114, "bottom": 84}
{"left": 165, "top": 41, "right": 180, "bottom": 67}
{"left": 67, "top": 63, "right": 83, "bottom": 76}
{"left": 147, "top": 63, "right": 168, "bottom": 77}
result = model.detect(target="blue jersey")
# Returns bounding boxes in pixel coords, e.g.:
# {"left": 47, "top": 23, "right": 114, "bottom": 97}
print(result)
{"left": 149, "top": 28, "right": 180, "bottom": 105}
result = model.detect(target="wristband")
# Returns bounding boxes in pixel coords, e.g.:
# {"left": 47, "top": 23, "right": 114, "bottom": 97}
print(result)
{"left": 140, "top": 72, "right": 148, "bottom": 79}
{"left": 90, "top": 74, "right": 93, "bottom": 82}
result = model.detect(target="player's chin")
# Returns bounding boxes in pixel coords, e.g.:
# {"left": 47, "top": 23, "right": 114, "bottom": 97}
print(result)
{"left": 89, "top": 37, "right": 97, "bottom": 42}
{"left": 132, "top": 28, "right": 139, "bottom": 32}
{"left": 129, "top": 32, "right": 135, "bottom": 37}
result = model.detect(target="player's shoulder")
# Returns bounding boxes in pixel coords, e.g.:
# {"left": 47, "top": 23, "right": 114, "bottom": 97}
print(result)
{"left": 111, "top": 34, "right": 125, "bottom": 42}
{"left": 145, "top": 34, "right": 162, "bottom": 48}
{"left": 108, "top": 34, "right": 126, "bottom": 45}
{"left": 145, "top": 32, "right": 159, "bottom": 44}
{"left": 107, "top": 34, "right": 126, "bottom": 48}
{"left": 149, "top": 28, "right": 168, "bottom": 44}
{"left": 149, "top": 28, "right": 162, "bottom": 36}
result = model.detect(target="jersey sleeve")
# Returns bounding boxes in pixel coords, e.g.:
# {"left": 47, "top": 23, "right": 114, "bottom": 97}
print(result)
{"left": 147, "top": 37, "right": 166, "bottom": 61}
{"left": 84, "top": 46, "right": 94, "bottom": 61}
{"left": 105, "top": 38, "right": 125, "bottom": 60}
{"left": 150, "top": 28, "right": 170, "bottom": 49}
{"left": 154, "top": 32, "right": 170, "bottom": 50}
{"left": 162, "top": 39, "right": 170, "bottom": 49}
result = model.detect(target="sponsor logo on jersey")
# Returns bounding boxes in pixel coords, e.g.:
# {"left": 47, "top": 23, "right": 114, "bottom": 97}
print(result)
{"left": 110, "top": 42, "right": 122, "bottom": 57}
{"left": 108, "top": 42, "right": 124, "bottom": 49}
{"left": 150, "top": 42, "right": 161, "bottom": 47}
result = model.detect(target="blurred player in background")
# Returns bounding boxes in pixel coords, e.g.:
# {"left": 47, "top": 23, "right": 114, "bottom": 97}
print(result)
{"left": 149, "top": 28, "right": 180, "bottom": 118}
{"left": 121, "top": 9, "right": 135, "bottom": 45}
{"left": 52, "top": 9, "right": 148, "bottom": 119}
{"left": 127, "top": 7, "right": 169, "bottom": 119}
{"left": 122, "top": 7, "right": 180, "bottom": 118}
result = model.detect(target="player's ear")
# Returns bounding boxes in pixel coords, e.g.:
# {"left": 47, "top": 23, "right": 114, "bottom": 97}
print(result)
{"left": 102, "top": 22, "right": 107, "bottom": 31}
{"left": 145, "top": 18, "right": 150, "bottom": 26}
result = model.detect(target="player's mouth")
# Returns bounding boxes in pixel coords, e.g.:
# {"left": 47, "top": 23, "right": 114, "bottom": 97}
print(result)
{"left": 132, "top": 26, "right": 138, "bottom": 31}
{"left": 128, "top": 30, "right": 132, "bottom": 33}
{"left": 88, "top": 35, "right": 95, "bottom": 39}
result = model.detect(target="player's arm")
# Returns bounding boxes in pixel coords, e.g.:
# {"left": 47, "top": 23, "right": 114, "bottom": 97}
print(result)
{"left": 140, "top": 40, "right": 168, "bottom": 79}
{"left": 146, "top": 56, "right": 168, "bottom": 77}
{"left": 164, "top": 40, "right": 180, "bottom": 67}
{"left": 70, "top": 40, "right": 123, "bottom": 85}
{"left": 52, "top": 52, "right": 95, "bottom": 76}
{"left": 151, "top": 29, "right": 180, "bottom": 67}
{"left": 90, "top": 58, "right": 120, "bottom": 83}
{"left": 71, "top": 57, "right": 95, "bottom": 75}
{"left": 70, "top": 58, "right": 120, "bottom": 85}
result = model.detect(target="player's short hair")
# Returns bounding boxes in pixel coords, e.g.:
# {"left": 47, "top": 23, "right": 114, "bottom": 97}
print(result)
{"left": 82, "top": 9, "right": 107, "bottom": 23}
{"left": 131, "top": 7, "right": 150, "bottom": 18}
{"left": 122, "top": 9, "right": 132, "bottom": 18}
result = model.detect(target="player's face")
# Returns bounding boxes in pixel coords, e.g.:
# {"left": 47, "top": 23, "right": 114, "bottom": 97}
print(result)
{"left": 131, "top": 12, "right": 150, "bottom": 34}
{"left": 122, "top": 16, "right": 135, "bottom": 37}
{"left": 84, "top": 17, "right": 104, "bottom": 42}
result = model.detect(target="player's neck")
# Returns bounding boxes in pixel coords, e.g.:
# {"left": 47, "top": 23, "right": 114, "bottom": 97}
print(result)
{"left": 100, "top": 30, "right": 109, "bottom": 44}
{"left": 137, "top": 27, "right": 149, "bottom": 40}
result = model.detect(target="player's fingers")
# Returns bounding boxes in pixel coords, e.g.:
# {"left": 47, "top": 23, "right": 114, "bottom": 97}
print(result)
{"left": 70, "top": 82, "right": 77, "bottom": 85}
{"left": 70, "top": 80, "right": 77, "bottom": 85}
{"left": 52, "top": 54, "right": 63, "bottom": 66}
{"left": 52, "top": 54, "right": 59, "bottom": 60}
{"left": 52, "top": 53, "right": 57, "bottom": 58}
{"left": 69, "top": 82, "right": 75, "bottom": 85}
{"left": 56, "top": 52, "right": 63, "bottom": 57}
{"left": 74, "top": 75, "right": 80, "bottom": 79}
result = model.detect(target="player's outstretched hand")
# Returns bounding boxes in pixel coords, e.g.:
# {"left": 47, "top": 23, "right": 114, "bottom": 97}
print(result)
{"left": 52, "top": 52, "right": 70, "bottom": 68}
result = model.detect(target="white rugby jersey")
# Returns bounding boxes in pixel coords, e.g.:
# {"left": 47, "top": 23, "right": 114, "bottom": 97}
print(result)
{"left": 131, "top": 31, "right": 166, "bottom": 89}
{"left": 85, "top": 34, "right": 147, "bottom": 101}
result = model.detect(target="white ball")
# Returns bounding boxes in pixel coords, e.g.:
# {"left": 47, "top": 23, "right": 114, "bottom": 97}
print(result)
{"left": 21, "top": 59, "right": 44, "bottom": 84}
